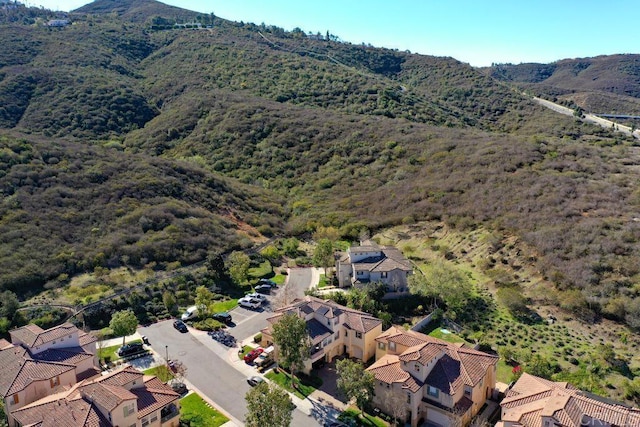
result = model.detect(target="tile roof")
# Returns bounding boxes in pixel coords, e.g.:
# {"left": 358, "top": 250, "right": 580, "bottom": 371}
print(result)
{"left": 367, "top": 354, "right": 423, "bottom": 393}
{"left": 10, "top": 323, "right": 79, "bottom": 348}
{"left": 31, "top": 347, "right": 94, "bottom": 366}
{"left": 97, "top": 366, "right": 143, "bottom": 388}
{"left": 376, "top": 326, "right": 498, "bottom": 395}
{"left": 0, "top": 338, "right": 13, "bottom": 349}
{"left": 78, "top": 331, "right": 97, "bottom": 347}
{"left": 11, "top": 391, "right": 111, "bottom": 427}
{"left": 132, "top": 376, "right": 179, "bottom": 418}
{"left": 80, "top": 382, "right": 136, "bottom": 411}
{"left": 501, "top": 373, "right": 640, "bottom": 427}
{"left": 266, "top": 296, "right": 382, "bottom": 334}
{"left": 7, "top": 359, "right": 76, "bottom": 395}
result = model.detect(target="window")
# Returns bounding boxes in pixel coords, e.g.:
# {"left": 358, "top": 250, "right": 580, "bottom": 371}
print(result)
{"left": 427, "top": 386, "right": 439, "bottom": 398}
{"left": 335, "top": 331, "right": 339, "bottom": 339}
{"left": 381, "top": 272, "right": 387, "bottom": 278}
{"left": 407, "top": 393, "right": 411, "bottom": 404}
{"left": 414, "top": 364, "right": 420, "bottom": 372}
{"left": 355, "top": 332, "right": 362, "bottom": 339}
{"left": 11, "top": 394, "right": 19, "bottom": 405}
{"left": 150, "top": 413, "right": 158, "bottom": 423}
{"left": 389, "top": 342, "right": 396, "bottom": 351}
{"left": 345, "top": 331, "right": 348, "bottom": 337}
{"left": 50, "top": 376, "right": 60, "bottom": 388}
{"left": 123, "top": 402, "right": 135, "bottom": 417}
{"left": 327, "top": 318, "right": 331, "bottom": 326}
{"left": 141, "top": 416, "right": 150, "bottom": 427}
{"left": 378, "top": 342, "right": 386, "bottom": 350}
{"left": 464, "top": 386, "right": 472, "bottom": 397}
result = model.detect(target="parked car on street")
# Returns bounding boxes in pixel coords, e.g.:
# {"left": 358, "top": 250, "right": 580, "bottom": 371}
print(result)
{"left": 247, "top": 376, "right": 264, "bottom": 387}
{"left": 245, "top": 292, "right": 267, "bottom": 303}
{"left": 181, "top": 305, "right": 198, "bottom": 321}
{"left": 238, "top": 297, "right": 260, "bottom": 310}
{"left": 243, "top": 347, "right": 264, "bottom": 363}
{"left": 212, "top": 312, "right": 232, "bottom": 324}
{"left": 173, "top": 319, "right": 188, "bottom": 333}
{"left": 255, "top": 285, "right": 272, "bottom": 294}
{"left": 171, "top": 382, "right": 188, "bottom": 395}
{"left": 258, "top": 278, "right": 277, "bottom": 287}
{"left": 117, "top": 342, "right": 144, "bottom": 357}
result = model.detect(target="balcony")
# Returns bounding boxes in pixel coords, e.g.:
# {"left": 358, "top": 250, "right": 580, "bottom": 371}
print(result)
{"left": 310, "top": 346, "right": 325, "bottom": 363}
{"left": 160, "top": 404, "right": 179, "bottom": 424}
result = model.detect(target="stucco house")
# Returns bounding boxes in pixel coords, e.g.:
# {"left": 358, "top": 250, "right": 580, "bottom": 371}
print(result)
{"left": 335, "top": 241, "right": 412, "bottom": 294}
{"left": 10, "top": 366, "right": 181, "bottom": 427}
{"left": 498, "top": 372, "right": 640, "bottom": 427}
{"left": 1, "top": 323, "right": 99, "bottom": 423}
{"left": 260, "top": 296, "right": 383, "bottom": 374}
{"left": 367, "top": 326, "right": 498, "bottom": 427}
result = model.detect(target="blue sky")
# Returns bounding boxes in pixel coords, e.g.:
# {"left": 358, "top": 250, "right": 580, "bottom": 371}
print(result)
{"left": 33, "top": 0, "right": 639, "bottom": 66}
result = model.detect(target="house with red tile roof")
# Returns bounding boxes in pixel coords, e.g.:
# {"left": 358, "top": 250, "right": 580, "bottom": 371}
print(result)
{"left": 498, "top": 372, "right": 640, "bottom": 427}
{"left": 1, "top": 323, "right": 99, "bottom": 425}
{"left": 10, "top": 366, "right": 181, "bottom": 427}
{"left": 260, "top": 296, "right": 383, "bottom": 374}
{"left": 335, "top": 241, "right": 413, "bottom": 295}
{"left": 367, "top": 326, "right": 498, "bottom": 427}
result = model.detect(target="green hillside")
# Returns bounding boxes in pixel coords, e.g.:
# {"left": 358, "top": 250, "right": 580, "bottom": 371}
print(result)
{"left": 0, "top": 0, "right": 639, "bottom": 333}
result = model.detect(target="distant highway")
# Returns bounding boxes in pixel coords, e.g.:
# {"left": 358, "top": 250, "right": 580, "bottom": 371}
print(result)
{"left": 531, "top": 96, "right": 640, "bottom": 140}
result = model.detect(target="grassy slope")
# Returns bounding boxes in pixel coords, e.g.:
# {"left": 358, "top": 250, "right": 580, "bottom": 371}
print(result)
{"left": 0, "top": 2, "right": 639, "bottom": 334}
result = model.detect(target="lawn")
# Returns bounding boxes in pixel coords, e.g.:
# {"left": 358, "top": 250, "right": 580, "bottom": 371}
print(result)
{"left": 428, "top": 328, "right": 469, "bottom": 345}
{"left": 180, "top": 393, "right": 228, "bottom": 427}
{"left": 496, "top": 359, "right": 515, "bottom": 384}
{"left": 318, "top": 274, "right": 329, "bottom": 288}
{"left": 271, "top": 273, "right": 286, "bottom": 285}
{"left": 238, "top": 345, "right": 255, "bottom": 360}
{"left": 249, "top": 260, "right": 272, "bottom": 280}
{"left": 143, "top": 365, "right": 174, "bottom": 382}
{"left": 210, "top": 299, "right": 238, "bottom": 313}
{"left": 265, "top": 369, "right": 322, "bottom": 399}
{"left": 338, "top": 407, "right": 388, "bottom": 427}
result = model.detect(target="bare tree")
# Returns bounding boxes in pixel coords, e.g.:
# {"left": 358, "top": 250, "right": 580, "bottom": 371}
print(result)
{"left": 271, "top": 282, "right": 298, "bottom": 309}
{"left": 382, "top": 389, "right": 407, "bottom": 426}
{"left": 169, "top": 359, "right": 188, "bottom": 383}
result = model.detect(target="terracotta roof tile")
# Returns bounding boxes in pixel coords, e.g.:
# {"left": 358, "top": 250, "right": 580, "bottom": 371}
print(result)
{"left": 132, "top": 376, "right": 179, "bottom": 418}
{"left": 96, "top": 366, "right": 143, "bottom": 388}
{"left": 78, "top": 331, "right": 97, "bottom": 347}
{"left": 32, "top": 347, "right": 93, "bottom": 366}
{"left": 79, "top": 382, "right": 136, "bottom": 411}
{"left": 12, "top": 394, "right": 111, "bottom": 427}
{"left": 7, "top": 359, "right": 76, "bottom": 395}
{"left": 501, "top": 373, "right": 640, "bottom": 426}
{"left": 367, "top": 354, "right": 422, "bottom": 393}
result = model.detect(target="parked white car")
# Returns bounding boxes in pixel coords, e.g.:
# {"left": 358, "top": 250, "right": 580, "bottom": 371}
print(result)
{"left": 181, "top": 305, "right": 198, "bottom": 321}
{"left": 245, "top": 292, "right": 266, "bottom": 303}
{"left": 238, "top": 297, "right": 260, "bottom": 310}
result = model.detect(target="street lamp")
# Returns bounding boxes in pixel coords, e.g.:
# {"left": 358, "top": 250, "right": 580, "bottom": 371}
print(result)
{"left": 165, "top": 345, "right": 169, "bottom": 362}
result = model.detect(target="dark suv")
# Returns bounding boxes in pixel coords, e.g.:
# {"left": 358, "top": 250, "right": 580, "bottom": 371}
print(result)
{"left": 117, "top": 342, "right": 144, "bottom": 357}
{"left": 212, "top": 312, "right": 232, "bottom": 324}
{"left": 173, "top": 319, "right": 188, "bottom": 333}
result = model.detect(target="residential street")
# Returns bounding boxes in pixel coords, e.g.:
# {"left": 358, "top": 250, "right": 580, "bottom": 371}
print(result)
{"left": 136, "top": 267, "right": 334, "bottom": 427}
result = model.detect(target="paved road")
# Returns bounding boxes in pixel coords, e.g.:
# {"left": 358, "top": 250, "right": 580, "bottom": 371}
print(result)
{"left": 532, "top": 96, "right": 640, "bottom": 140}
{"left": 137, "top": 267, "right": 327, "bottom": 427}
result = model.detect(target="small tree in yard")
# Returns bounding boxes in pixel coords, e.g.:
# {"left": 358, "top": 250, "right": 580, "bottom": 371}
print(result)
{"left": 227, "top": 251, "right": 251, "bottom": 285}
{"left": 271, "top": 312, "right": 310, "bottom": 384}
{"left": 312, "top": 238, "right": 334, "bottom": 276}
{"left": 245, "top": 382, "right": 293, "bottom": 427}
{"left": 109, "top": 310, "right": 138, "bottom": 346}
{"left": 194, "top": 285, "right": 214, "bottom": 317}
{"left": 336, "top": 358, "right": 375, "bottom": 414}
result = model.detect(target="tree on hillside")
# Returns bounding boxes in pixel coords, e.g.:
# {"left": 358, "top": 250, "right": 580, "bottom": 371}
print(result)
{"left": 162, "top": 291, "right": 177, "bottom": 315}
{"left": 312, "top": 238, "right": 334, "bottom": 276}
{"left": 282, "top": 238, "right": 300, "bottom": 258}
{"left": 336, "top": 358, "right": 375, "bottom": 413}
{"left": 109, "top": 310, "right": 138, "bottom": 346}
{"left": 226, "top": 251, "right": 250, "bottom": 285}
{"left": 409, "top": 261, "right": 473, "bottom": 318}
{"left": 245, "top": 381, "right": 293, "bottom": 427}
{"left": 259, "top": 245, "right": 280, "bottom": 271}
{"left": 206, "top": 250, "right": 228, "bottom": 282}
{"left": 194, "top": 285, "right": 214, "bottom": 317}
{"left": 0, "top": 291, "right": 19, "bottom": 321}
{"left": 271, "top": 312, "right": 310, "bottom": 384}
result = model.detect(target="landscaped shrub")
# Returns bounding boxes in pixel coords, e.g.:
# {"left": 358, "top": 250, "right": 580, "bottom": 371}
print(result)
{"left": 253, "top": 333, "right": 262, "bottom": 343}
